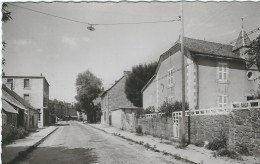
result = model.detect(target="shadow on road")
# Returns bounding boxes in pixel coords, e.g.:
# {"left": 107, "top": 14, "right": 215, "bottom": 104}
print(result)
{"left": 16, "top": 147, "right": 98, "bottom": 164}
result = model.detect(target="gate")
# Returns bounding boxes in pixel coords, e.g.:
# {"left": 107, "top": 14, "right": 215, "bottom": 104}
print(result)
{"left": 172, "top": 111, "right": 189, "bottom": 139}
{"left": 172, "top": 111, "right": 182, "bottom": 138}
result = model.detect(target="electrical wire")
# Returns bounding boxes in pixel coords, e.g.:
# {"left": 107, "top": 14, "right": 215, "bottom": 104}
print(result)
{"left": 9, "top": 3, "right": 180, "bottom": 26}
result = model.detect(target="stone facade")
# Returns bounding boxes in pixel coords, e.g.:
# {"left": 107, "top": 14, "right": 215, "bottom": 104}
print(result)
{"left": 3, "top": 76, "right": 50, "bottom": 128}
{"left": 136, "top": 117, "right": 174, "bottom": 139}
{"left": 184, "top": 115, "right": 230, "bottom": 143}
{"left": 101, "top": 71, "right": 135, "bottom": 125}
{"left": 228, "top": 109, "right": 260, "bottom": 155}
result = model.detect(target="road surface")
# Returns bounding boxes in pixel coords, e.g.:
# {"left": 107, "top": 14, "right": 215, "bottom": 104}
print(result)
{"left": 16, "top": 121, "right": 185, "bottom": 164}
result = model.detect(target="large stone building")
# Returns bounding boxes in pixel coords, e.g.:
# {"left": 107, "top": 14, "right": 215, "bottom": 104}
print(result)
{"left": 3, "top": 75, "right": 50, "bottom": 127}
{"left": 142, "top": 29, "right": 260, "bottom": 110}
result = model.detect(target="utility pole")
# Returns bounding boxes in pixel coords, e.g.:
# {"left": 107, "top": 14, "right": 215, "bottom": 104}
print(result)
{"left": 180, "top": 0, "right": 186, "bottom": 146}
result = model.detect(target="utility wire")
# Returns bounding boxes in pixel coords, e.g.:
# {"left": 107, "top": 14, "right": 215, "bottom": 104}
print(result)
{"left": 9, "top": 3, "right": 180, "bottom": 26}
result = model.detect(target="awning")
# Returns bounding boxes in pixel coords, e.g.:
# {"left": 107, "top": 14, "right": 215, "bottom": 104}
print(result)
{"left": 2, "top": 96, "right": 28, "bottom": 111}
{"left": 2, "top": 100, "right": 18, "bottom": 114}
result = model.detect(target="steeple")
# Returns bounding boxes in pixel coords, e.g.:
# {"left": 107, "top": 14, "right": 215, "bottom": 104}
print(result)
{"left": 232, "top": 18, "right": 251, "bottom": 59}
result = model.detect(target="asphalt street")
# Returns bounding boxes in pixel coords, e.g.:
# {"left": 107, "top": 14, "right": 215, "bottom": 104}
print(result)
{"left": 16, "top": 121, "right": 184, "bottom": 164}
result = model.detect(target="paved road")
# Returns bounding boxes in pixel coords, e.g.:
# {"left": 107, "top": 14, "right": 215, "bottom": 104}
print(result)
{"left": 16, "top": 121, "right": 184, "bottom": 164}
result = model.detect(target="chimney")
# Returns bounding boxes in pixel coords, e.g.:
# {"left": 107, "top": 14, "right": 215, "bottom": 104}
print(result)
{"left": 41, "top": 73, "right": 43, "bottom": 77}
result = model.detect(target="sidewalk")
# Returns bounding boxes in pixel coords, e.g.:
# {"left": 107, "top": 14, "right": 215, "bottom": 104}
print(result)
{"left": 87, "top": 123, "right": 260, "bottom": 164}
{"left": 2, "top": 126, "right": 58, "bottom": 164}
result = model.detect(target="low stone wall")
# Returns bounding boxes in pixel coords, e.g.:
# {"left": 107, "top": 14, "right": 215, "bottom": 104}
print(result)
{"left": 228, "top": 109, "right": 260, "bottom": 155}
{"left": 136, "top": 117, "right": 173, "bottom": 139}
{"left": 184, "top": 114, "right": 230, "bottom": 143}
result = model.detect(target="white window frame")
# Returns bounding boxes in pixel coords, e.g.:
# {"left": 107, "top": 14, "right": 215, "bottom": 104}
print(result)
{"left": 168, "top": 68, "right": 174, "bottom": 86}
{"left": 217, "top": 62, "right": 228, "bottom": 82}
{"left": 218, "top": 95, "right": 228, "bottom": 108}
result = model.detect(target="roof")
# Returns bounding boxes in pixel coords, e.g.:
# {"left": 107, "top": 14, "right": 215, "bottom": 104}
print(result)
{"left": 2, "top": 99, "right": 19, "bottom": 114}
{"left": 155, "top": 37, "right": 243, "bottom": 74}
{"left": 232, "top": 30, "right": 251, "bottom": 51}
{"left": 3, "top": 75, "right": 50, "bottom": 86}
{"left": 100, "top": 76, "right": 124, "bottom": 97}
{"left": 2, "top": 84, "right": 36, "bottom": 111}
{"left": 141, "top": 75, "right": 156, "bottom": 93}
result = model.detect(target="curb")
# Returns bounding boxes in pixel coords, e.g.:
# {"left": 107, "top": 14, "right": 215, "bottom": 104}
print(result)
{"left": 87, "top": 125, "right": 197, "bottom": 164}
{"left": 86, "top": 124, "right": 109, "bottom": 134}
{"left": 8, "top": 127, "right": 58, "bottom": 164}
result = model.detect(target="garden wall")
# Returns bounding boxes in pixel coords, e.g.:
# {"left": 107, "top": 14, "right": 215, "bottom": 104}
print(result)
{"left": 228, "top": 109, "right": 260, "bottom": 155}
{"left": 184, "top": 114, "right": 230, "bottom": 143}
{"left": 136, "top": 117, "right": 173, "bottom": 139}
{"left": 183, "top": 109, "right": 260, "bottom": 156}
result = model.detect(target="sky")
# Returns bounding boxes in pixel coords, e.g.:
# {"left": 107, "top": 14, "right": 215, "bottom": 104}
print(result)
{"left": 2, "top": 1, "right": 260, "bottom": 103}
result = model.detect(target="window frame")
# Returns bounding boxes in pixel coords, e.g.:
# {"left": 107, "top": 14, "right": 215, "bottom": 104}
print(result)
{"left": 168, "top": 68, "right": 174, "bottom": 86}
{"left": 218, "top": 95, "right": 228, "bottom": 108}
{"left": 24, "top": 94, "right": 30, "bottom": 103}
{"left": 7, "top": 78, "right": 14, "bottom": 90}
{"left": 217, "top": 62, "right": 228, "bottom": 82}
{"left": 24, "top": 79, "right": 30, "bottom": 88}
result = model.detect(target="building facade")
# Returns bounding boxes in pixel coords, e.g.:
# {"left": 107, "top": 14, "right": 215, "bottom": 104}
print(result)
{"left": 3, "top": 75, "right": 50, "bottom": 128}
{"left": 100, "top": 71, "right": 136, "bottom": 125}
{"left": 142, "top": 30, "right": 260, "bottom": 111}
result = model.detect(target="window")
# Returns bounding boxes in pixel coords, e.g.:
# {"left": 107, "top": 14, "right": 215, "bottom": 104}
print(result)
{"left": 168, "top": 68, "right": 174, "bottom": 86}
{"left": 24, "top": 94, "right": 30, "bottom": 103}
{"left": 218, "top": 63, "right": 228, "bottom": 81}
{"left": 167, "top": 86, "right": 174, "bottom": 96}
{"left": 24, "top": 79, "right": 30, "bottom": 88}
{"left": 7, "top": 79, "right": 13, "bottom": 90}
{"left": 218, "top": 95, "right": 228, "bottom": 108}
{"left": 168, "top": 96, "right": 174, "bottom": 104}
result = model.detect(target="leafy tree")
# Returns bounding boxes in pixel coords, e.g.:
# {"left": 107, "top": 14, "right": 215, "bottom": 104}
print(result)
{"left": 2, "top": 3, "right": 12, "bottom": 76}
{"left": 125, "top": 62, "right": 157, "bottom": 107}
{"left": 246, "top": 34, "right": 260, "bottom": 68}
{"left": 158, "top": 101, "right": 189, "bottom": 117}
{"left": 75, "top": 70, "right": 102, "bottom": 122}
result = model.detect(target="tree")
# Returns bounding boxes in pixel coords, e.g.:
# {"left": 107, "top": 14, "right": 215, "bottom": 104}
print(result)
{"left": 246, "top": 34, "right": 260, "bottom": 68}
{"left": 125, "top": 62, "right": 157, "bottom": 107}
{"left": 75, "top": 70, "right": 102, "bottom": 123}
{"left": 2, "top": 3, "right": 12, "bottom": 76}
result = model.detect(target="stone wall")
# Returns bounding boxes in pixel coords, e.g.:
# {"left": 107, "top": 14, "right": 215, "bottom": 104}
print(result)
{"left": 184, "top": 114, "right": 230, "bottom": 143}
{"left": 228, "top": 109, "right": 260, "bottom": 155}
{"left": 136, "top": 117, "right": 173, "bottom": 139}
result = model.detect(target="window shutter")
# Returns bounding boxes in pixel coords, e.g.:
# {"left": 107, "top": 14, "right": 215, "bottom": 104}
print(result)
{"left": 22, "top": 79, "right": 24, "bottom": 88}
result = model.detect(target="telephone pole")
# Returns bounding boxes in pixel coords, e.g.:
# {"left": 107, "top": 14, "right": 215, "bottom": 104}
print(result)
{"left": 180, "top": 0, "right": 186, "bottom": 146}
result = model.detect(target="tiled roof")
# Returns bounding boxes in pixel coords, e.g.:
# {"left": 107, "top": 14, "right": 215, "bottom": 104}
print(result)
{"left": 155, "top": 37, "right": 243, "bottom": 74}
{"left": 2, "top": 84, "right": 36, "bottom": 110}
{"left": 232, "top": 30, "right": 251, "bottom": 51}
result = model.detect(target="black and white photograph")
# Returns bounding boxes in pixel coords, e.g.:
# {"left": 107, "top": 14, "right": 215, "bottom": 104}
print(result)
{"left": 1, "top": 1, "right": 260, "bottom": 164}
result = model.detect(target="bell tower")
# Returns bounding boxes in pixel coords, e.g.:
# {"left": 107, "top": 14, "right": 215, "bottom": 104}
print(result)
{"left": 232, "top": 18, "right": 251, "bottom": 59}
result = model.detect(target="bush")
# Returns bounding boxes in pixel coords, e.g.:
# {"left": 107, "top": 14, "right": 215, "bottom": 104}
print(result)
{"left": 136, "top": 125, "right": 143, "bottom": 135}
{"left": 238, "top": 144, "right": 251, "bottom": 155}
{"left": 206, "top": 135, "right": 227, "bottom": 151}
{"left": 158, "top": 101, "right": 189, "bottom": 117}
{"left": 217, "top": 148, "right": 240, "bottom": 159}
{"left": 194, "top": 140, "right": 204, "bottom": 147}
{"left": 2, "top": 124, "right": 29, "bottom": 144}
